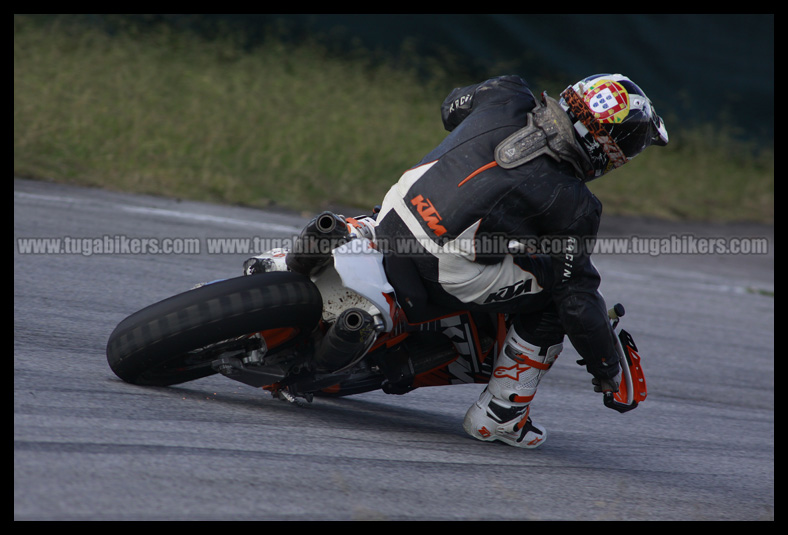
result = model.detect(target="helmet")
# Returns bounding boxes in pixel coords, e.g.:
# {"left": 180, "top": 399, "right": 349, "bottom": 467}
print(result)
{"left": 559, "top": 73, "right": 669, "bottom": 180}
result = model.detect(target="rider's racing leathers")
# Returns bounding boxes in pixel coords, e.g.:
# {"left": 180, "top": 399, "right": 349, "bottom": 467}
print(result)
{"left": 375, "top": 75, "right": 621, "bottom": 387}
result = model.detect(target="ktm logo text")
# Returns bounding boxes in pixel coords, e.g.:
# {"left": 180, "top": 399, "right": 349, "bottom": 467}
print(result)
{"left": 410, "top": 195, "right": 447, "bottom": 236}
{"left": 484, "top": 279, "right": 532, "bottom": 303}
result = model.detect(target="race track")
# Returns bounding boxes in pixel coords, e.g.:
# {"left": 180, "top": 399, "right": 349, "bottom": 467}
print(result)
{"left": 14, "top": 177, "right": 773, "bottom": 520}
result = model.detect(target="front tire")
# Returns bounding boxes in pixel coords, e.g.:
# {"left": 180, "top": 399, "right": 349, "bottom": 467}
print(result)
{"left": 106, "top": 272, "right": 322, "bottom": 386}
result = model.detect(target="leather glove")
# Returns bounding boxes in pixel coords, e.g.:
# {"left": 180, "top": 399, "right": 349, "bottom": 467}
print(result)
{"left": 576, "top": 355, "right": 621, "bottom": 394}
{"left": 592, "top": 368, "right": 621, "bottom": 394}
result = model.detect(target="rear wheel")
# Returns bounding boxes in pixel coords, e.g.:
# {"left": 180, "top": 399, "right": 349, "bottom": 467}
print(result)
{"left": 106, "top": 272, "right": 322, "bottom": 386}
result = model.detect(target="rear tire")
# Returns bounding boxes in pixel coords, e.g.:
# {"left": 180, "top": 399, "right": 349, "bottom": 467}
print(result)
{"left": 106, "top": 272, "right": 322, "bottom": 386}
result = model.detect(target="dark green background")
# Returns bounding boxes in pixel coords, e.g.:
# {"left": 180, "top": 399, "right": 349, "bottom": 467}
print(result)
{"left": 96, "top": 14, "right": 772, "bottom": 144}
{"left": 57, "top": 14, "right": 775, "bottom": 146}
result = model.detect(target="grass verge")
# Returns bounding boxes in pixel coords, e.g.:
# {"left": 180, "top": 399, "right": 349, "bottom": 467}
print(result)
{"left": 14, "top": 16, "right": 773, "bottom": 223}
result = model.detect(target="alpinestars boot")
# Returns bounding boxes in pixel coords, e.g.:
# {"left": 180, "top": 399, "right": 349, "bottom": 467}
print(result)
{"left": 463, "top": 325, "right": 562, "bottom": 449}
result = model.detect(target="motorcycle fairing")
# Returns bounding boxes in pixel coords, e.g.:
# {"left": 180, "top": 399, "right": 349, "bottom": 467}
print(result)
{"left": 330, "top": 238, "right": 395, "bottom": 332}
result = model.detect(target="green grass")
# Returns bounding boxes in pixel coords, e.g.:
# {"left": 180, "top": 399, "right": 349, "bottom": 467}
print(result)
{"left": 14, "top": 15, "right": 773, "bottom": 223}
{"left": 587, "top": 123, "right": 774, "bottom": 222}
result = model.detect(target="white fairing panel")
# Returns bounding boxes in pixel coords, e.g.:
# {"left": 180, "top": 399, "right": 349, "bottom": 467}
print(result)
{"left": 331, "top": 238, "right": 395, "bottom": 332}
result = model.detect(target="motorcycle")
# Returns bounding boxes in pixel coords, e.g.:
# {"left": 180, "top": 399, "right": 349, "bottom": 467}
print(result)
{"left": 106, "top": 211, "right": 647, "bottom": 412}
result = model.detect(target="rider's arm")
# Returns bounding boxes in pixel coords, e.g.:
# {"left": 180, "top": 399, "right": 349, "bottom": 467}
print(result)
{"left": 553, "top": 249, "right": 621, "bottom": 381}
{"left": 545, "top": 193, "right": 621, "bottom": 382}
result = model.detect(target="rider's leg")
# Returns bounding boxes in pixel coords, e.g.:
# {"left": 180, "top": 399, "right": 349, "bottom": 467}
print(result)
{"left": 463, "top": 311, "right": 563, "bottom": 448}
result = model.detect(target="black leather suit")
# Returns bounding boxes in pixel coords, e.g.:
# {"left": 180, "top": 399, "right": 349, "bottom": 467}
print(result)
{"left": 375, "top": 75, "right": 620, "bottom": 380}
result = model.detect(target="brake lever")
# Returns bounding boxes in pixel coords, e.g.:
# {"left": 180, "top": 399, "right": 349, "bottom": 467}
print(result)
{"left": 603, "top": 391, "right": 640, "bottom": 413}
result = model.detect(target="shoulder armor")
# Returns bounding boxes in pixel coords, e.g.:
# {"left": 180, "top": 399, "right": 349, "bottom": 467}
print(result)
{"left": 494, "top": 95, "right": 592, "bottom": 178}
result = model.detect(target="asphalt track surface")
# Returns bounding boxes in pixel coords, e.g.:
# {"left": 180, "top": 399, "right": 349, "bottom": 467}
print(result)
{"left": 14, "top": 177, "right": 773, "bottom": 520}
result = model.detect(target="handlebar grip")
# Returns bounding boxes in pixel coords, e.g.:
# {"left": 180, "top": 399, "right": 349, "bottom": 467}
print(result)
{"left": 607, "top": 303, "right": 626, "bottom": 320}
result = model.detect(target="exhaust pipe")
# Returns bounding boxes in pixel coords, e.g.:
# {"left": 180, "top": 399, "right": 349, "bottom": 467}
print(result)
{"left": 286, "top": 211, "right": 349, "bottom": 275}
{"left": 313, "top": 308, "right": 376, "bottom": 372}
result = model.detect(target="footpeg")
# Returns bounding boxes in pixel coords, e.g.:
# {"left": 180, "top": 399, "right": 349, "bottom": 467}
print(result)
{"left": 269, "top": 385, "right": 313, "bottom": 406}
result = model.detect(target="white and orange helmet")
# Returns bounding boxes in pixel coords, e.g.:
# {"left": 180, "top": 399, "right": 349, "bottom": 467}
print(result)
{"left": 559, "top": 73, "right": 669, "bottom": 180}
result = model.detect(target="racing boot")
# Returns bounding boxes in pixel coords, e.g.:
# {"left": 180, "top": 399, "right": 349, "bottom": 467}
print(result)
{"left": 463, "top": 325, "right": 562, "bottom": 449}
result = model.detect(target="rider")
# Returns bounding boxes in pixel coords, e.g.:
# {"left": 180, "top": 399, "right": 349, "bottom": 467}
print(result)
{"left": 372, "top": 74, "right": 668, "bottom": 448}
{"left": 246, "top": 73, "right": 668, "bottom": 449}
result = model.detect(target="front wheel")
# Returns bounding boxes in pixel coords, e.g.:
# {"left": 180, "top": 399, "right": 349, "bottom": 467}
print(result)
{"left": 106, "top": 272, "right": 323, "bottom": 386}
